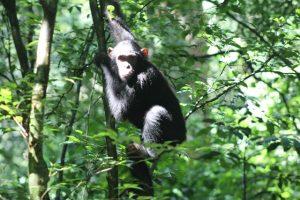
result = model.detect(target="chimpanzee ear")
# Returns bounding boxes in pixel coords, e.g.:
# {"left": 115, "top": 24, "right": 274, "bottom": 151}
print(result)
{"left": 141, "top": 48, "right": 148, "bottom": 57}
{"left": 107, "top": 47, "right": 114, "bottom": 55}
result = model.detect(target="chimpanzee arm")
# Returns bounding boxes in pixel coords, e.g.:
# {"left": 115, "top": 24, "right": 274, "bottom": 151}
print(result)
{"left": 94, "top": 52, "right": 132, "bottom": 120}
{"left": 104, "top": 0, "right": 136, "bottom": 43}
{"left": 94, "top": 52, "right": 122, "bottom": 87}
{"left": 94, "top": 52, "right": 110, "bottom": 67}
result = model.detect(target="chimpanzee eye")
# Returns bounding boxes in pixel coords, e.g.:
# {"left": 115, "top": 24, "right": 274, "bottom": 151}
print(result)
{"left": 127, "top": 55, "right": 136, "bottom": 61}
{"left": 118, "top": 55, "right": 127, "bottom": 61}
{"left": 118, "top": 55, "right": 136, "bottom": 62}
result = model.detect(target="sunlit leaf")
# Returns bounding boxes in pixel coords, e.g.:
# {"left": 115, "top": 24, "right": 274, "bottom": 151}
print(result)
{"left": 67, "top": 136, "right": 81, "bottom": 143}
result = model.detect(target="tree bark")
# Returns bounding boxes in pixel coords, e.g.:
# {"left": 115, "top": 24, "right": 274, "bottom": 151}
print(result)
{"left": 89, "top": 0, "right": 119, "bottom": 199}
{"left": 0, "top": 0, "right": 32, "bottom": 136}
{"left": 0, "top": 0, "right": 30, "bottom": 77}
{"left": 28, "top": 1, "right": 58, "bottom": 199}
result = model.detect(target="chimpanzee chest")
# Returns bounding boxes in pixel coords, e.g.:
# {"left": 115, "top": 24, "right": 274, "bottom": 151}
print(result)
{"left": 124, "top": 94, "right": 152, "bottom": 129}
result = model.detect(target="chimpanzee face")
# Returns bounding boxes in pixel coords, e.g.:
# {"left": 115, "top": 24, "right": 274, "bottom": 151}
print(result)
{"left": 108, "top": 40, "right": 148, "bottom": 81}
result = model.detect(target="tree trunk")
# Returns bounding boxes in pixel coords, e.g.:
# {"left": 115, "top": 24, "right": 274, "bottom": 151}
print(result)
{"left": 28, "top": 1, "right": 58, "bottom": 199}
{"left": 89, "top": 0, "right": 119, "bottom": 199}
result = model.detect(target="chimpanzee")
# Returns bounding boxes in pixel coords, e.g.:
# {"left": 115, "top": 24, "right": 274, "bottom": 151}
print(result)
{"left": 94, "top": 0, "right": 186, "bottom": 196}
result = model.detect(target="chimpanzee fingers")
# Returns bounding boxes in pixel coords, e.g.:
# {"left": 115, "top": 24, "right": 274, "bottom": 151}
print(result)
{"left": 94, "top": 52, "right": 110, "bottom": 66}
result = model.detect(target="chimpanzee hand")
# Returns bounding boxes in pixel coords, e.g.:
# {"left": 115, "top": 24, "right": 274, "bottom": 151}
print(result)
{"left": 94, "top": 52, "right": 111, "bottom": 67}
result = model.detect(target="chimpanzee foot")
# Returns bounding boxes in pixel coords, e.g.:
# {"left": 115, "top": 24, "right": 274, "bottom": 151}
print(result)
{"left": 125, "top": 143, "right": 154, "bottom": 197}
{"left": 126, "top": 143, "right": 154, "bottom": 161}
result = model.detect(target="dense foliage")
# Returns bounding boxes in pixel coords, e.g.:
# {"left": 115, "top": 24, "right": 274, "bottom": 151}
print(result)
{"left": 0, "top": 0, "right": 299, "bottom": 199}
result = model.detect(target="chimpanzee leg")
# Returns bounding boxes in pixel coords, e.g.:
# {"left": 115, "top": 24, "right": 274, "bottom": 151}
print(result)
{"left": 125, "top": 106, "right": 171, "bottom": 197}
{"left": 126, "top": 143, "right": 154, "bottom": 197}
{"left": 142, "top": 105, "right": 172, "bottom": 156}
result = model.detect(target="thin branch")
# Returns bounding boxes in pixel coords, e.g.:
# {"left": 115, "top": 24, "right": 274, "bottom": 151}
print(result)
{"left": 243, "top": 152, "right": 247, "bottom": 200}
{"left": 226, "top": 11, "right": 299, "bottom": 77}
{"left": 174, "top": 49, "right": 242, "bottom": 60}
{"left": 45, "top": 62, "right": 93, "bottom": 118}
{"left": 26, "top": 2, "right": 36, "bottom": 70}
{"left": 259, "top": 70, "right": 299, "bottom": 76}
{"left": 185, "top": 55, "right": 274, "bottom": 120}
{"left": 243, "top": 54, "right": 299, "bottom": 133}
{"left": 4, "top": 19, "right": 17, "bottom": 83}
{"left": 12, "top": 116, "right": 28, "bottom": 138}
{"left": 46, "top": 29, "right": 94, "bottom": 119}
{"left": 248, "top": 68, "right": 300, "bottom": 134}
{"left": 131, "top": 0, "right": 157, "bottom": 20}
{"left": 55, "top": 28, "right": 94, "bottom": 200}
{"left": 55, "top": 81, "right": 82, "bottom": 200}
{"left": 0, "top": 73, "right": 12, "bottom": 82}
{"left": 207, "top": 0, "right": 300, "bottom": 79}
{"left": 0, "top": 14, "right": 16, "bottom": 82}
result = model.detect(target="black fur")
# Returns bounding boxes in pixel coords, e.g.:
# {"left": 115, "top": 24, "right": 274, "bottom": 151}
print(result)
{"left": 95, "top": 40, "right": 186, "bottom": 148}
{"left": 95, "top": 1, "right": 186, "bottom": 196}
{"left": 105, "top": 0, "right": 135, "bottom": 42}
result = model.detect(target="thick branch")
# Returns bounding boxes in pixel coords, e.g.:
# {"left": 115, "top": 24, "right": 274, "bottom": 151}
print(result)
{"left": 89, "top": 0, "right": 118, "bottom": 199}
{"left": 1, "top": 0, "right": 30, "bottom": 76}
{"left": 28, "top": 1, "right": 58, "bottom": 199}
{"left": 26, "top": 3, "right": 36, "bottom": 69}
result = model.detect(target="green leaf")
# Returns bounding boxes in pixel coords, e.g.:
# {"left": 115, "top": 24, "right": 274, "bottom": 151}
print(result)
{"left": 26, "top": 40, "right": 38, "bottom": 47}
{"left": 197, "top": 150, "right": 221, "bottom": 160}
{"left": 0, "top": 88, "right": 12, "bottom": 103}
{"left": 267, "top": 141, "right": 280, "bottom": 152}
{"left": 281, "top": 137, "right": 292, "bottom": 151}
{"left": 266, "top": 122, "right": 275, "bottom": 135}
{"left": 68, "top": 136, "right": 81, "bottom": 143}
{"left": 185, "top": 57, "right": 195, "bottom": 66}
{"left": 227, "top": 152, "right": 240, "bottom": 162}
{"left": 192, "top": 147, "right": 221, "bottom": 160}
{"left": 119, "top": 183, "right": 141, "bottom": 191}
{"left": 217, "top": 127, "right": 228, "bottom": 138}
{"left": 93, "top": 130, "right": 117, "bottom": 140}
{"left": 202, "top": 118, "right": 216, "bottom": 123}
{"left": 0, "top": 104, "right": 15, "bottom": 115}
{"left": 293, "top": 138, "right": 300, "bottom": 156}
{"left": 239, "top": 127, "right": 251, "bottom": 137}
{"left": 263, "top": 136, "right": 278, "bottom": 145}
{"left": 198, "top": 127, "right": 211, "bottom": 135}
{"left": 233, "top": 128, "right": 243, "bottom": 139}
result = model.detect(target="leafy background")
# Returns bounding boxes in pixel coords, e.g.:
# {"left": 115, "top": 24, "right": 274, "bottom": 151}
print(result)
{"left": 0, "top": 0, "right": 299, "bottom": 199}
